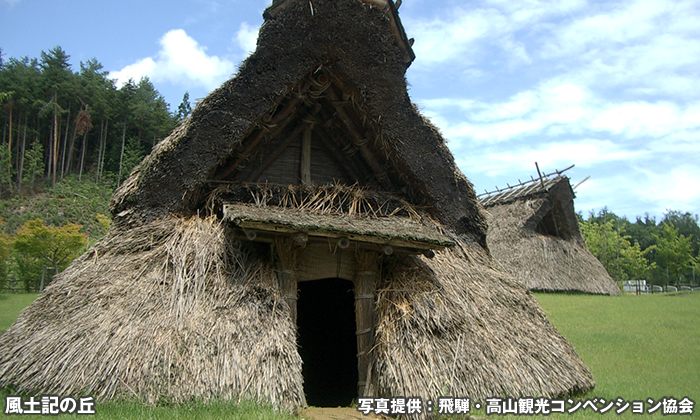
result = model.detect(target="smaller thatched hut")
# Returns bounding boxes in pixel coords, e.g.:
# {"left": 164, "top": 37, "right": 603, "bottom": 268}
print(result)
{"left": 481, "top": 167, "right": 620, "bottom": 295}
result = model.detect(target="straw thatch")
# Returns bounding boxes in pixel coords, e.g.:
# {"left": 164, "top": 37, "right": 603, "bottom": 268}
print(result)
{"left": 1, "top": 0, "right": 595, "bottom": 413}
{"left": 370, "top": 241, "right": 594, "bottom": 400}
{"left": 108, "top": 0, "right": 486, "bottom": 246}
{"left": 482, "top": 175, "right": 621, "bottom": 295}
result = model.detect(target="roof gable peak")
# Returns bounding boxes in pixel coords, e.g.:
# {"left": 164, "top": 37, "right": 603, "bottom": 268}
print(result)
{"left": 263, "top": 0, "right": 415, "bottom": 64}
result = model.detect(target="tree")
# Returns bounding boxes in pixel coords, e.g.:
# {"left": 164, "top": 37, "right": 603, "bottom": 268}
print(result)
{"left": 662, "top": 210, "right": 700, "bottom": 256}
{"left": 22, "top": 138, "right": 44, "bottom": 188}
{"left": 0, "top": 90, "right": 15, "bottom": 191}
{"left": 40, "top": 47, "right": 73, "bottom": 188}
{"left": 625, "top": 213, "right": 658, "bottom": 252}
{"left": 77, "top": 58, "right": 115, "bottom": 184}
{"left": 12, "top": 218, "right": 87, "bottom": 291}
{"left": 649, "top": 223, "right": 694, "bottom": 287}
{"left": 130, "top": 77, "right": 174, "bottom": 147}
{"left": 0, "top": 217, "right": 13, "bottom": 291}
{"left": 586, "top": 206, "right": 623, "bottom": 226}
{"left": 0, "top": 139, "right": 12, "bottom": 192}
{"left": 1, "top": 47, "right": 175, "bottom": 186}
{"left": 177, "top": 91, "right": 192, "bottom": 122}
{"left": 75, "top": 105, "right": 93, "bottom": 180}
{"left": 580, "top": 219, "right": 653, "bottom": 282}
{"left": 119, "top": 137, "right": 145, "bottom": 182}
{"left": 0, "top": 56, "right": 42, "bottom": 190}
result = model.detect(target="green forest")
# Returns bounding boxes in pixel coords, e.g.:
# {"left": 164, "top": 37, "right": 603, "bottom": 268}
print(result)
{"left": 0, "top": 46, "right": 190, "bottom": 194}
{"left": 580, "top": 209, "right": 699, "bottom": 288}
{"left": 0, "top": 47, "right": 698, "bottom": 293}
{"left": 0, "top": 46, "right": 191, "bottom": 292}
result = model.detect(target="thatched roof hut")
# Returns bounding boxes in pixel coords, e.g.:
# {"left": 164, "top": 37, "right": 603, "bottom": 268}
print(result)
{"left": 1, "top": 0, "right": 595, "bottom": 412}
{"left": 481, "top": 168, "right": 620, "bottom": 295}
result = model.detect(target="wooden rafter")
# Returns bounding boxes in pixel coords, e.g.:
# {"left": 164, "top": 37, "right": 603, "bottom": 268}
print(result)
{"left": 301, "top": 125, "right": 312, "bottom": 185}
{"left": 324, "top": 88, "right": 393, "bottom": 190}
{"left": 311, "top": 121, "right": 363, "bottom": 183}
{"left": 246, "top": 103, "right": 322, "bottom": 183}
{"left": 316, "top": 105, "right": 371, "bottom": 179}
{"left": 217, "top": 81, "right": 311, "bottom": 180}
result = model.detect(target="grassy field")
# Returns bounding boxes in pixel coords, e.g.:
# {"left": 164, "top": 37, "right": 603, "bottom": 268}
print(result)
{"left": 535, "top": 292, "right": 699, "bottom": 404}
{"left": 519, "top": 292, "right": 699, "bottom": 419}
{"left": 1, "top": 292, "right": 698, "bottom": 418}
{"left": 0, "top": 293, "right": 38, "bottom": 334}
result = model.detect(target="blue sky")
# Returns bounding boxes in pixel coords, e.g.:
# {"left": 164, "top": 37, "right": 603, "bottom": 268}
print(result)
{"left": 2, "top": 0, "right": 699, "bottom": 221}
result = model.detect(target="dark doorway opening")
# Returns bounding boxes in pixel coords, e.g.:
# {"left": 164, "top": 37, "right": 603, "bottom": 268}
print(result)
{"left": 297, "top": 278, "right": 358, "bottom": 407}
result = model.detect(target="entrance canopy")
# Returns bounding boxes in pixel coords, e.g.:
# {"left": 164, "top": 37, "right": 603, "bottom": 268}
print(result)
{"left": 223, "top": 203, "right": 454, "bottom": 254}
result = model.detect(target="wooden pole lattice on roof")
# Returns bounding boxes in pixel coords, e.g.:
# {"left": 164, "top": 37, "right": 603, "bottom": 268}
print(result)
{"left": 476, "top": 164, "right": 575, "bottom": 200}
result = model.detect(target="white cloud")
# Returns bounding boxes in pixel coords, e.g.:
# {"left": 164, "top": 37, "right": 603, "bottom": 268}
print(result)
{"left": 457, "top": 139, "right": 644, "bottom": 177}
{"left": 536, "top": 0, "right": 700, "bottom": 98}
{"left": 404, "top": 0, "right": 700, "bottom": 218}
{"left": 589, "top": 101, "right": 680, "bottom": 137}
{"left": 407, "top": 9, "right": 499, "bottom": 66}
{"left": 110, "top": 58, "right": 157, "bottom": 86}
{"left": 405, "top": 0, "right": 588, "bottom": 68}
{"left": 636, "top": 165, "right": 700, "bottom": 215}
{"left": 419, "top": 81, "right": 594, "bottom": 144}
{"left": 109, "top": 29, "right": 236, "bottom": 91}
{"left": 420, "top": 81, "right": 700, "bottom": 149}
{"left": 235, "top": 22, "right": 260, "bottom": 55}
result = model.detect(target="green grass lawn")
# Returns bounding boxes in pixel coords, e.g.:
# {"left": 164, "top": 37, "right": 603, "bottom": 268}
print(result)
{"left": 535, "top": 292, "right": 699, "bottom": 404}
{"left": 1, "top": 292, "right": 698, "bottom": 418}
{"left": 482, "top": 292, "right": 699, "bottom": 419}
{"left": 0, "top": 293, "right": 38, "bottom": 334}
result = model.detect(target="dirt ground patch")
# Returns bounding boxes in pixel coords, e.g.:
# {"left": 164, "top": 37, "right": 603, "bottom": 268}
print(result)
{"left": 298, "top": 407, "right": 384, "bottom": 420}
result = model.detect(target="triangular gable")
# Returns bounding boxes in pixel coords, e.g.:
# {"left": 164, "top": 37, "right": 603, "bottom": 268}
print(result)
{"left": 211, "top": 69, "right": 399, "bottom": 190}
{"left": 532, "top": 192, "right": 576, "bottom": 241}
{"left": 480, "top": 172, "right": 584, "bottom": 243}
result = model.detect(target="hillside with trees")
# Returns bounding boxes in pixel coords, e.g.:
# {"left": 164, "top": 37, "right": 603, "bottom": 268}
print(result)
{"left": 0, "top": 46, "right": 192, "bottom": 292}
{"left": 0, "top": 46, "right": 189, "bottom": 194}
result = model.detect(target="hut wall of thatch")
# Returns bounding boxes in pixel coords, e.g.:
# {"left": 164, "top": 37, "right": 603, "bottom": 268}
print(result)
{"left": 369, "top": 239, "right": 594, "bottom": 401}
{"left": 484, "top": 177, "right": 621, "bottom": 295}
{"left": 0, "top": 214, "right": 595, "bottom": 409}
{"left": 0, "top": 217, "right": 305, "bottom": 408}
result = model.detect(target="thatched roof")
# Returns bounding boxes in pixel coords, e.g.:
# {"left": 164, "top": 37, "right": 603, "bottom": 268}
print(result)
{"left": 109, "top": 0, "right": 487, "bottom": 248}
{"left": 482, "top": 173, "right": 621, "bottom": 295}
{"left": 1, "top": 0, "right": 596, "bottom": 412}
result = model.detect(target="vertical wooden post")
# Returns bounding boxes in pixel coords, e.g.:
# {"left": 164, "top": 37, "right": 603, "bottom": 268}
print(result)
{"left": 301, "top": 125, "right": 311, "bottom": 185}
{"left": 275, "top": 238, "right": 300, "bottom": 324}
{"left": 279, "top": 269, "right": 298, "bottom": 324}
{"left": 354, "top": 250, "right": 380, "bottom": 397}
{"left": 535, "top": 161, "right": 544, "bottom": 187}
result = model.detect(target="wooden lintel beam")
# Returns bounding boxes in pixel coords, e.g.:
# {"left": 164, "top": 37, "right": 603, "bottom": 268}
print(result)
{"left": 231, "top": 229, "right": 439, "bottom": 256}
{"left": 236, "top": 220, "right": 446, "bottom": 251}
